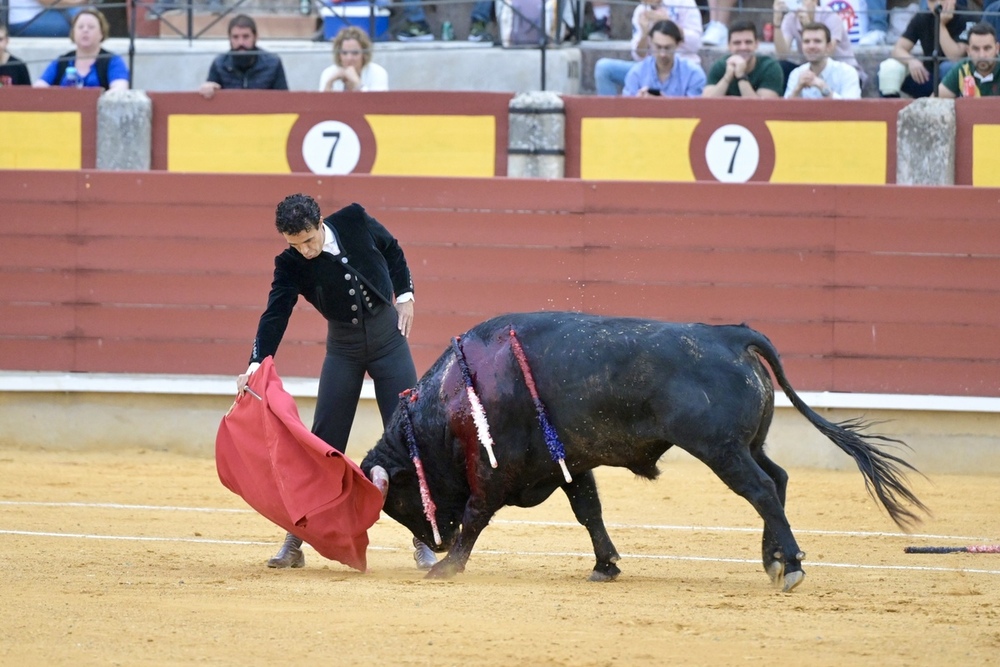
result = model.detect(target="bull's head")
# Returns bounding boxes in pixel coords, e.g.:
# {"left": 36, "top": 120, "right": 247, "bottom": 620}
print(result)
{"left": 362, "top": 450, "right": 462, "bottom": 553}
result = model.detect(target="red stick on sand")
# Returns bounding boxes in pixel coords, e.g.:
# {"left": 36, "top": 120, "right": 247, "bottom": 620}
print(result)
{"left": 904, "top": 544, "right": 1000, "bottom": 554}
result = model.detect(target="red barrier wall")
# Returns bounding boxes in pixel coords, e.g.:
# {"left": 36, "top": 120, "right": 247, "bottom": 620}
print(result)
{"left": 1, "top": 170, "right": 999, "bottom": 397}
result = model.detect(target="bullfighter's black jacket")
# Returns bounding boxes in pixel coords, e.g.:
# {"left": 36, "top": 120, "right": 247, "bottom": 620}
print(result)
{"left": 249, "top": 203, "right": 413, "bottom": 364}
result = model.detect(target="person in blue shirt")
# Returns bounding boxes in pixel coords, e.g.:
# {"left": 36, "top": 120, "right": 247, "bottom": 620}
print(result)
{"left": 623, "top": 20, "right": 706, "bottom": 97}
{"left": 32, "top": 8, "right": 129, "bottom": 91}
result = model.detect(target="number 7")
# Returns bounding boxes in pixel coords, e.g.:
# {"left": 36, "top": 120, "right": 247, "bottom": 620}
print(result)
{"left": 723, "top": 135, "right": 741, "bottom": 174}
{"left": 323, "top": 131, "right": 341, "bottom": 168}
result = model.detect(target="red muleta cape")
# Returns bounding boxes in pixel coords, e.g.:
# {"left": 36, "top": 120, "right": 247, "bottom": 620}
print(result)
{"left": 215, "top": 357, "right": 383, "bottom": 571}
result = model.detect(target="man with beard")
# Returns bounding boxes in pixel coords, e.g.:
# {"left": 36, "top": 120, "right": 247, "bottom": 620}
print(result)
{"left": 939, "top": 22, "right": 1000, "bottom": 97}
{"left": 784, "top": 23, "right": 861, "bottom": 99}
{"left": 702, "top": 20, "right": 783, "bottom": 98}
{"left": 199, "top": 14, "right": 288, "bottom": 99}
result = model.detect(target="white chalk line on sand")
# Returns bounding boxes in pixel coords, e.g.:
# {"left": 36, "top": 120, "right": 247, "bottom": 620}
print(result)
{"left": 2, "top": 528, "right": 1000, "bottom": 577}
{"left": 0, "top": 499, "right": 993, "bottom": 543}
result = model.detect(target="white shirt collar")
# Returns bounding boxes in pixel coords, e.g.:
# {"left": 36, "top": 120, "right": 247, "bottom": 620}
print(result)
{"left": 321, "top": 223, "right": 341, "bottom": 256}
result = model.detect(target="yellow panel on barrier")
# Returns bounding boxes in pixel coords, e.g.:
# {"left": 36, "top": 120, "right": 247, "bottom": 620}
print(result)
{"left": 767, "top": 120, "right": 887, "bottom": 184}
{"left": 167, "top": 114, "right": 297, "bottom": 173}
{"left": 0, "top": 112, "right": 81, "bottom": 170}
{"left": 971, "top": 125, "right": 1000, "bottom": 187}
{"left": 366, "top": 115, "right": 496, "bottom": 177}
{"left": 580, "top": 117, "right": 698, "bottom": 181}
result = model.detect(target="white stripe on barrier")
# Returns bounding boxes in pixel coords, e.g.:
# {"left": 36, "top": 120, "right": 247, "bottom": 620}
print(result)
{"left": 1, "top": 370, "right": 998, "bottom": 412}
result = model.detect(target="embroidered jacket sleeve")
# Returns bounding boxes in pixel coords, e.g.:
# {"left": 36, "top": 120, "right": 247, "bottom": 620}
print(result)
{"left": 364, "top": 209, "right": 413, "bottom": 299}
{"left": 249, "top": 256, "right": 299, "bottom": 364}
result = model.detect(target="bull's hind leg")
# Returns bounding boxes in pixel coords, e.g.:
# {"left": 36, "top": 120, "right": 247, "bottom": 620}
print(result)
{"left": 562, "top": 470, "right": 621, "bottom": 582}
{"left": 752, "top": 451, "right": 792, "bottom": 586}
{"left": 696, "top": 447, "right": 805, "bottom": 592}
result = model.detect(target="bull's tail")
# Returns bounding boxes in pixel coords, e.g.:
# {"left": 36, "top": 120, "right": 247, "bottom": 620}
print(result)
{"left": 746, "top": 330, "right": 929, "bottom": 530}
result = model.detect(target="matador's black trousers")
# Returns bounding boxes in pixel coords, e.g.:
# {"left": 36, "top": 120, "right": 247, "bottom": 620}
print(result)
{"left": 311, "top": 303, "right": 417, "bottom": 454}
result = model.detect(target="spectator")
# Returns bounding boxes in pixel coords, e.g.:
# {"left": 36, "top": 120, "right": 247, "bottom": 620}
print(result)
{"left": 703, "top": 0, "right": 736, "bottom": 46}
{"left": 199, "top": 14, "right": 288, "bottom": 99}
{"left": 877, "top": 0, "right": 976, "bottom": 98}
{"left": 32, "top": 8, "right": 129, "bottom": 91}
{"left": 858, "top": 0, "right": 969, "bottom": 45}
{"left": 586, "top": 1, "right": 612, "bottom": 40}
{"left": 982, "top": 0, "right": 1000, "bottom": 37}
{"left": 702, "top": 20, "right": 784, "bottom": 98}
{"left": 319, "top": 26, "right": 388, "bottom": 92}
{"left": 938, "top": 22, "right": 1000, "bottom": 96}
{"left": 784, "top": 22, "right": 861, "bottom": 98}
{"left": 396, "top": 0, "right": 494, "bottom": 42}
{"left": 0, "top": 23, "right": 32, "bottom": 86}
{"left": 594, "top": 0, "right": 703, "bottom": 96}
{"left": 7, "top": 0, "right": 84, "bottom": 38}
{"left": 772, "top": 0, "right": 866, "bottom": 88}
{"left": 858, "top": 0, "right": 889, "bottom": 45}
{"left": 623, "top": 20, "right": 706, "bottom": 97}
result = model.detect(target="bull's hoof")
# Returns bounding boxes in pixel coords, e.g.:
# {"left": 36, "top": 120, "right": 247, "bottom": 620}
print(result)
{"left": 765, "top": 560, "right": 783, "bottom": 585}
{"left": 782, "top": 570, "right": 805, "bottom": 593}
{"left": 425, "top": 560, "right": 461, "bottom": 579}
{"left": 589, "top": 562, "right": 621, "bottom": 582}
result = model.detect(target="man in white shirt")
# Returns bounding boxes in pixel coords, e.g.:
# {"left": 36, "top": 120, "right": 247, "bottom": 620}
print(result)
{"left": 784, "top": 22, "right": 861, "bottom": 99}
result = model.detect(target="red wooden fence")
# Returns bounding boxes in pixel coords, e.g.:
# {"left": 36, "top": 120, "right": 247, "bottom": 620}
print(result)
{"left": 1, "top": 170, "right": 998, "bottom": 397}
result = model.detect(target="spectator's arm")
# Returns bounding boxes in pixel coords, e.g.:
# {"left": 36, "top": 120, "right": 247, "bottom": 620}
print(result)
{"left": 702, "top": 60, "right": 733, "bottom": 97}
{"left": 938, "top": 19, "right": 967, "bottom": 61}
{"left": 938, "top": 82, "right": 957, "bottom": 97}
{"left": 773, "top": 3, "right": 793, "bottom": 58}
{"left": 891, "top": 36, "right": 919, "bottom": 64}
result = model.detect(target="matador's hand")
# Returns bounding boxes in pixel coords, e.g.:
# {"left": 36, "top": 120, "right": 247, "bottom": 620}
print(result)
{"left": 395, "top": 300, "right": 414, "bottom": 338}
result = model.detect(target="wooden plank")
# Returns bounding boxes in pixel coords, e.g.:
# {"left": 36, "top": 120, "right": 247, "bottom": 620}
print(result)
{"left": 389, "top": 211, "right": 586, "bottom": 248}
{"left": 414, "top": 278, "right": 585, "bottom": 314}
{"left": 75, "top": 271, "right": 273, "bottom": 307}
{"left": 835, "top": 287, "right": 1000, "bottom": 327}
{"left": 833, "top": 358, "right": 1000, "bottom": 396}
{"left": 0, "top": 269, "right": 75, "bottom": 303}
{"left": 0, "top": 339, "right": 75, "bottom": 371}
{"left": 582, "top": 213, "right": 836, "bottom": 250}
{"left": 580, "top": 284, "right": 835, "bottom": 322}
{"left": 0, "top": 237, "right": 77, "bottom": 270}
{"left": 0, "top": 303, "right": 75, "bottom": 336}
{"left": 583, "top": 247, "right": 835, "bottom": 285}
{"left": 412, "top": 246, "right": 586, "bottom": 281}
{"left": 836, "top": 217, "right": 1000, "bottom": 254}
{"left": 835, "top": 253, "right": 1000, "bottom": 290}
{"left": 834, "top": 322, "right": 1000, "bottom": 361}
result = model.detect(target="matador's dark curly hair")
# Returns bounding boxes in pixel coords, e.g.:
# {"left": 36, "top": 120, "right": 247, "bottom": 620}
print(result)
{"left": 275, "top": 193, "right": 321, "bottom": 235}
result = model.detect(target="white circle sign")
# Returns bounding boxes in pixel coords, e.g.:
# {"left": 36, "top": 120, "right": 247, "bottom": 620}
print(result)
{"left": 301, "top": 121, "right": 362, "bottom": 175}
{"left": 705, "top": 124, "right": 760, "bottom": 183}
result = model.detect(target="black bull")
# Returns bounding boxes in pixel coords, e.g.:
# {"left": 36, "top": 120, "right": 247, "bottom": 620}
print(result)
{"left": 361, "top": 312, "right": 928, "bottom": 591}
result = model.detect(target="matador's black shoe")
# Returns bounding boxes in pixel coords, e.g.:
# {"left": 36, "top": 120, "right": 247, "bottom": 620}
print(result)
{"left": 413, "top": 536, "right": 437, "bottom": 570}
{"left": 267, "top": 532, "right": 304, "bottom": 569}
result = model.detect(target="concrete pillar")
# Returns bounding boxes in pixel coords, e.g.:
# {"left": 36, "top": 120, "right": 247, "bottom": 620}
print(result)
{"left": 896, "top": 98, "right": 956, "bottom": 186}
{"left": 97, "top": 90, "right": 153, "bottom": 170}
{"left": 507, "top": 91, "right": 565, "bottom": 179}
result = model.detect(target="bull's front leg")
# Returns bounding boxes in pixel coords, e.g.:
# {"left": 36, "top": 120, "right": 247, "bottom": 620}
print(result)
{"left": 425, "top": 499, "right": 498, "bottom": 579}
{"left": 563, "top": 470, "right": 622, "bottom": 582}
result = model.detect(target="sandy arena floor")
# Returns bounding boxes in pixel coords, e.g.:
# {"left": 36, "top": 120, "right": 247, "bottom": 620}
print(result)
{"left": 1, "top": 447, "right": 998, "bottom": 665}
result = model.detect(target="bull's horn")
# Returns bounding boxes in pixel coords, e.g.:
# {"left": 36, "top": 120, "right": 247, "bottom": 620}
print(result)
{"left": 370, "top": 465, "right": 389, "bottom": 499}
